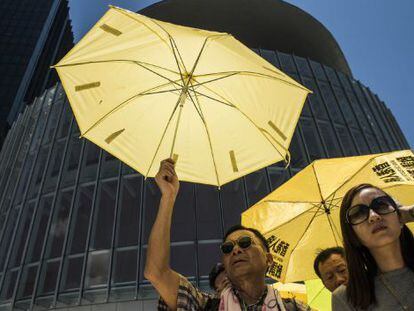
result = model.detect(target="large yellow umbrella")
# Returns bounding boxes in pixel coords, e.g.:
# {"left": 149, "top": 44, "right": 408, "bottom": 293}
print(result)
{"left": 53, "top": 6, "right": 311, "bottom": 186}
{"left": 242, "top": 149, "right": 414, "bottom": 282}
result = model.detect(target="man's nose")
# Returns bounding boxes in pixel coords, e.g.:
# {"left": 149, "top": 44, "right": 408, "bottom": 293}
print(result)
{"left": 335, "top": 274, "right": 348, "bottom": 287}
{"left": 231, "top": 244, "right": 243, "bottom": 254}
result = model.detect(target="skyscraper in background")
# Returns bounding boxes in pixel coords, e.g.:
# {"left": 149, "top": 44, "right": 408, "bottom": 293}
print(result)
{"left": 0, "top": 0, "right": 410, "bottom": 310}
{"left": 0, "top": 0, "right": 73, "bottom": 146}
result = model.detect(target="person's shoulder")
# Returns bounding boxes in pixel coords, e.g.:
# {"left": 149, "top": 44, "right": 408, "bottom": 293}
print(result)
{"left": 332, "top": 284, "right": 347, "bottom": 299}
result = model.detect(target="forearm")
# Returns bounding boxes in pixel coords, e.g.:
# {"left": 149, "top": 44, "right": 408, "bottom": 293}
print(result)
{"left": 145, "top": 195, "right": 176, "bottom": 277}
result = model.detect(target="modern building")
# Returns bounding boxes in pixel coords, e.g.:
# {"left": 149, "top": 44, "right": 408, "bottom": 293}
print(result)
{"left": 0, "top": 0, "right": 74, "bottom": 147}
{"left": 0, "top": 0, "right": 409, "bottom": 310}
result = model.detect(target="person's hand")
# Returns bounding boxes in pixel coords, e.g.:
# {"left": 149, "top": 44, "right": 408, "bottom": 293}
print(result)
{"left": 155, "top": 158, "right": 179, "bottom": 199}
{"left": 398, "top": 204, "right": 414, "bottom": 224}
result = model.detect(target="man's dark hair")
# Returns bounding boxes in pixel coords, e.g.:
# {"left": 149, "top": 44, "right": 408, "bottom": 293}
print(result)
{"left": 209, "top": 262, "right": 225, "bottom": 290}
{"left": 313, "top": 246, "right": 345, "bottom": 278}
{"left": 223, "top": 225, "right": 269, "bottom": 252}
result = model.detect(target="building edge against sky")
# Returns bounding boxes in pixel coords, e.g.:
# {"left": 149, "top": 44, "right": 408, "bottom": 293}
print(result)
{"left": 0, "top": 0, "right": 410, "bottom": 310}
{"left": 0, "top": 0, "right": 74, "bottom": 147}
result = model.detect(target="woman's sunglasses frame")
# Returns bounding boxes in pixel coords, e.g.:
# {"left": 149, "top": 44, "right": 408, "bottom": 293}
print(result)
{"left": 346, "top": 195, "right": 397, "bottom": 225}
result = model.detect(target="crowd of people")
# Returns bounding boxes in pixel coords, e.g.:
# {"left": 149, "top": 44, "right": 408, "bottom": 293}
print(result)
{"left": 144, "top": 159, "right": 414, "bottom": 310}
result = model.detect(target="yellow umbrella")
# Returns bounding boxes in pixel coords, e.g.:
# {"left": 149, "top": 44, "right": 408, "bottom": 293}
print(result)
{"left": 305, "top": 279, "right": 331, "bottom": 311}
{"left": 242, "top": 149, "right": 414, "bottom": 282}
{"left": 53, "top": 6, "right": 311, "bottom": 186}
{"left": 273, "top": 282, "right": 307, "bottom": 303}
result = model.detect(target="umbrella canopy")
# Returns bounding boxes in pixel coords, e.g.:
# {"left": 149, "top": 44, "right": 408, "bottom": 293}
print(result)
{"left": 54, "top": 6, "right": 311, "bottom": 186}
{"left": 273, "top": 282, "right": 307, "bottom": 303}
{"left": 242, "top": 149, "right": 414, "bottom": 282}
{"left": 305, "top": 279, "right": 331, "bottom": 311}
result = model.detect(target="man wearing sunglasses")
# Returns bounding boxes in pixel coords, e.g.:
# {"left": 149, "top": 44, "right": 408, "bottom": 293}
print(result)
{"left": 144, "top": 159, "right": 310, "bottom": 310}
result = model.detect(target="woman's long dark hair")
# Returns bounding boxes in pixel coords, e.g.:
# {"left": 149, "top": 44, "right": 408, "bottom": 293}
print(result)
{"left": 339, "top": 183, "right": 414, "bottom": 309}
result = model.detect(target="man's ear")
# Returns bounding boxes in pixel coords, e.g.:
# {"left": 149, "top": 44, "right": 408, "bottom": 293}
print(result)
{"left": 266, "top": 253, "right": 273, "bottom": 267}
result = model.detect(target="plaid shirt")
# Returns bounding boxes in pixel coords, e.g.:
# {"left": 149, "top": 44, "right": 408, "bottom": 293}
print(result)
{"left": 158, "top": 274, "right": 311, "bottom": 311}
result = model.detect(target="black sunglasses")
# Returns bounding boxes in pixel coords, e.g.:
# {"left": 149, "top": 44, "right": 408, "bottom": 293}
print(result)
{"left": 346, "top": 195, "right": 397, "bottom": 225}
{"left": 220, "top": 236, "right": 252, "bottom": 254}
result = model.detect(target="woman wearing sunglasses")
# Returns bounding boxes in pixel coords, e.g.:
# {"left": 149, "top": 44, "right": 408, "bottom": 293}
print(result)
{"left": 332, "top": 183, "right": 414, "bottom": 310}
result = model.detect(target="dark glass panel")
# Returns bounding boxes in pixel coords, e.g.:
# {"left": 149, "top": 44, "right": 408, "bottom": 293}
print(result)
{"left": 288, "top": 127, "right": 308, "bottom": 169}
{"left": 171, "top": 182, "right": 196, "bottom": 242}
{"left": 309, "top": 60, "right": 327, "bottom": 81}
{"left": 324, "top": 66, "right": 340, "bottom": 86}
{"left": 294, "top": 56, "right": 312, "bottom": 77}
{"left": 245, "top": 169, "right": 269, "bottom": 206}
{"left": 336, "top": 126, "right": 357, "bottom": 156}
{"left": 0, "top": 206, "right": 20, "bottom": 270}
{"left": 100, "top": 151, "right": 119, "bottom": 179}
{"left": 195, "top": 184, "right": 222, "bottom": 240}
{"left": 61, "top": 256, "right": 83, "bottom": 291}
{"left": 318, "top": 121, "right": 342, "bottom": 157}
{"left": 331, "top": 85, "right": 358, "bottom": 128}
{"left": 221, "top": 179, "right": 246, "bottom": 231}
{"left": 27, "top": 145, "right": 50, "bottom": 199}
{"left": 259, "top": 49, "right": 278, "bottom": 67}
{"left": 1, "top": 269, "right": 17, "bottom": 300}
{"left": 85, "top": 250, "right": 110, "bottom": 288}
{"left": 13, "top": 152, "right": 35, "bottom": 205}
{"left": 38, "top": 260, "right": 60, "bottom": 294}
{"left": 79, "top": 141, "right": 100, "bottom": 183}
{"left": 42, "top": 100, "right": 62, "bottom": 145}
{"left": 197, "top": 243, "right": 221, "bottom": 278}
{"left": 112, "top": 248, "right": 137, "bottom": 285}
{"left": 42, "top": 139, "right": 66, "bottom": 193}
{"left": 17, "top": 265, "right": 38, "bottom": 299}
{"left": 318, "top": 81, "right": 344, "bottom": 125}
{"left": 350, "top": 128, "right": 370, "bottom": 155}
{"left": 299, "top": 118, "right": 325, "bottom": 161}
{"left": 61, "top": 136, "right": 82, "bottom": 188}
{"left": 170, "top": 244, "right": 196, "bottom": 278}
{"left": 267, "top": 167, "right": 291, "bottom": 191}
{"left": 277, "top": 52, "right": 296, "bottom": 74}
{"left": 56, "top": 103, "right": 72, "bottom": 139}
{"left": 301, "top": 77, "right": 329, "bottom": 120}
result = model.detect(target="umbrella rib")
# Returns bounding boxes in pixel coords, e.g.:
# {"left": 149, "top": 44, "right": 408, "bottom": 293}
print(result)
{"left": 144, "top": 93, "right": 183, "bottom": 178}
{"left": 307, "top": 285, "right": 327, "bottom": 305}
{"left": 281, "top": 204, "right": 325, "bottom": 263}
{"left": 261, "top": 204, "right": 322, "bottom": 236}
{"left": 187, "top": 82, "right": 221, "bottom": 187}
{"left": 169, "top": 36, "right": 187, "bottom": 83}
{"left": 54, "top": 59, "right": 180, "bottom": 76}
{"left": 194, "top": 70, "right": 310, "bottom": 92}
{"left": 190, "top": 72, "right": 240, "bottom": 89}
{"left": 80, "top": 79, "right": 181, "bottom": 137}
{"left": 324, "top": 155, "right": 378, "bottom": 201}
{"left": 326, "top": 212, "right": 339, "bottom": 246}
{"left": 111, "top": 6, "right": 172, "bottom": 51}
{"left": 194, "top": 82, "right": 287, "bottom": 161}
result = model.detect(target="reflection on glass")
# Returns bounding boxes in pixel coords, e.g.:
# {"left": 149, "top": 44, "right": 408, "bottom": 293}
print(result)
{"left": 61, "top": 256, "right": 83, "bottom": 291}
{"left": 17, "top": 265, "right": 38, "bottom": 299}
{"left": 116, "top": 176, "right": 142, "bottom": 247}
{"left": 90, "top": 180, "right": 117, "bottom": 250}
{"left": 67, "top": 185, "right": 94, "bottom": 255}
{"left": 85, "top": 250, "right": 110, "bottom": 288}
{"left": 38, "top": 260, "right": 60, "bottom": 294}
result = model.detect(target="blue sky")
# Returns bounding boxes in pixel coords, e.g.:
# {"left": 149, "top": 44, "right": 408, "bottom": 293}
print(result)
{"left": 68, "top": 0, "right": 414, "bottom": 147}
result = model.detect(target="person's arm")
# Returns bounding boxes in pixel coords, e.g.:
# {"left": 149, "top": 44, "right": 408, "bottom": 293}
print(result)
{"left": 398, "top": 204, "right": 414, "bottom": 224}
{"left": 144, "top": 159, "right": 180, "bottom": 310}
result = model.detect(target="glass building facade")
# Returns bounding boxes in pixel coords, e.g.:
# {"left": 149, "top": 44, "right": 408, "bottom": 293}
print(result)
{"left": 0, "top": 1, "right": 410, "bottom": 310}
{"left": 0, "top": 0, "right": 73, "bottom": 147}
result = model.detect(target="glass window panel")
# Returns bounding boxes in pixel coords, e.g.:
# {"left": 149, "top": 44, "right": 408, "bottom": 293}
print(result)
{"left": 299, "top": 118, "right": 325, "bottom": 161}
{"left": 56, "top": 103, "right": 72, "bottom": 139}
{"left": 121, "top": 162, "right": 136, "bottom": 175}
{"left": 170, "top": 244, "right": 196, "bottom": 278}
{"left": 45, "top": 189, "right": 74, "bottom": 259}
{"left": 171, "top": 182, "right": 196, "bottom": 242}
{"left": 90, "top": 180, "right": 118, "bottom": 250}
{"left": 319, "top": 81, "right": 344, "bottom": 125}
{"left": 67, "top": 185, "right": 95, "bottom": 255}
{"left": 0, "top": 206, "right": 20, "bottom": 270}
{"left": 142, "top": 180, "right": 160, "bottom": 244}
{"left": 258, "top": 49, "right": 278, "bottom": 67}
{"left": 336, "top": 126, "right": 357, "bottom": 156}
{"left": 309, "top": 60, "right": 326, "bottom": 80}
{"left": 332, "top": 85, "right": 358, "bottom": 128}
{"left": 318, "top": 121, "right": 342, "bottom": 157}
{"left": 85, "top": 250, "right": 110, "bottom": 288}
{"left": 112, "top": 249, "right": 137, "bottom": 285}
{"left": 288, "top": 127, "right": 308, "bottom": 169}
{"left": 351, "top": 128, "right": 370, "bottom": 155}
{"left": 116, "top": 176, "right": 142, "bottom": 247}
{"left": 365, "top": 133, "right": 380, "bottom": 153}
{"left": 294, "top": 56, "right": 312, "bottom": 77}
{"left": 79, "top": 141, "right": 100, "bottom": 183}
{"left": 100, "top": 151, "right": 119, "bottom": 179}
{"left": 195, "top": 184, "right": 221, "bottom": 240}
{"left": 42, "top": 139, "right": 66, "bottom": 193}
{"left": 27, "top": 145, "right": 50, "bottom": 199}
{"left": 13, "top": 152, "right": 35, "bottom": 205}
{"left": 38, "top": 260, "right": 60, "bottom": 295}
{"left": 42, "top": 100, "right": 62, "bottom": 145}
{"left": 17, "top": 265, "right": 38, "bottom": 299}
{"left": 277, "top": 52, "right": 296, "bottom": 74}
{"left": 26, "top": 195, "right": 53, "bottom": 263}
{"left": 324, "top": 66, "right": 340, "bottom": 85}
{"left": 1, "top": 269, "right": 17, "bottom": 300}
{"left": 245, "top": 169, "right": 269, "bottom": 206}
{"left": 61, "top": 136, "right": 82, "bottom": 188}
{"left": 267, "top": 167, "right": 291, "bottom": 191}
{"left": 301, "top": 77, "right": 329, "bottom": 120}
{"left": 71, "top": 119, "right": 80, "bottom": 136}
{"left": 346, "top": 82, "right": 371, "bottom": 133}
{"left": 197, "top": 243, "right": 221, "bottom": 278}
{"left": 9, "top": 202, "right": 36, "bottom": 268}
{"left": 221, "top": 179, "right": 247, "bottom": 231}
{"left": 61, "top": 256, "right": 83, "bottom": 291}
